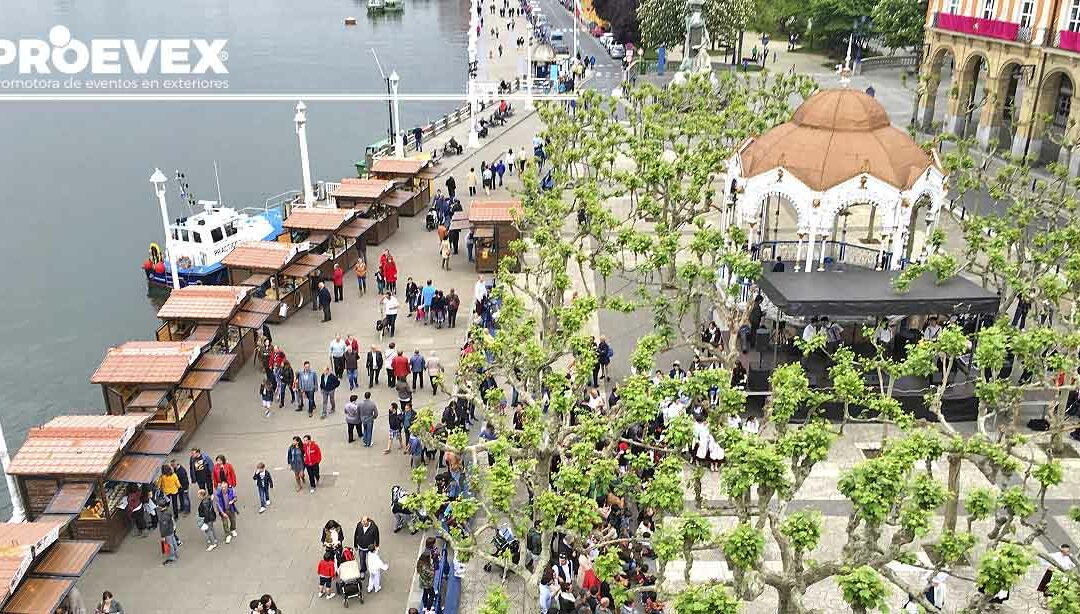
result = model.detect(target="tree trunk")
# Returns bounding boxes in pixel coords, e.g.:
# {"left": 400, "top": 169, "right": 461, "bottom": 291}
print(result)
{"left": 943, "top": 453, "right": 962, "bottom": 532}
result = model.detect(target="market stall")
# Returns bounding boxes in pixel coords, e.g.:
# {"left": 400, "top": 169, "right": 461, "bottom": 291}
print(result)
{"left": 222, "top": 241, "right": 313, "bottom": 322}
{"left": 468, "top": 200, "right": 522, "bottom": 273}
{"left": 154, "top": 285, "right": 273, "bottom": 380}
{"left": 369, "top": 157, "right": 438, "bottom": 216}
{"left": 6, "top": 415, "right": 177, "bottom": 552}
{"left": 0, "top": 519, "right": 103, "bottom": 614}
{"left": 282, "top": 208, "right": 360, "bottom": 272}
{"left": 331, "top": 179, "right": 400, "bottom": 244}
{"left": 90, "top": 341, "right": 223, "bottom": 443}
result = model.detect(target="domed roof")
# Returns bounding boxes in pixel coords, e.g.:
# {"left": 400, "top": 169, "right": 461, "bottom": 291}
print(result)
{"left": 739, "top": 89, "right": 936, "bottom": 192}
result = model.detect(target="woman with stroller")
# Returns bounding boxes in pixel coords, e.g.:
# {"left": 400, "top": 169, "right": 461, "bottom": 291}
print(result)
{"left": 321, "top": 519, "right": 347, "bottom": 564}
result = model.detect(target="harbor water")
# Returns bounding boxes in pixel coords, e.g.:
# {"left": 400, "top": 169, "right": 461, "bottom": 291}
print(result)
{"left": 0, "top": 0, "right": 470, "bottom": 515}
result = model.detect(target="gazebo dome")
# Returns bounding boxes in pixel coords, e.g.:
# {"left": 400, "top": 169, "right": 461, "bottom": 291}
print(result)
{"left": 739, "top": 89, "right": 936, "bottom": 191}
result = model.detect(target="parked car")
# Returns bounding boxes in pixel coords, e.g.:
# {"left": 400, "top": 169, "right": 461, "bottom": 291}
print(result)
{"left": 599, "top": 33, "right": 614, "bottom": 48}
{"left": 608, "top": 43, "right": 625, "bottom": 59}
{"left": 551, "top": 31, "right": 570, "bottom": 56}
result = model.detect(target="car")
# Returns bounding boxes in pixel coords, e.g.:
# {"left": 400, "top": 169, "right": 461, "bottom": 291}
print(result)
{"left": 599, "top": 33, "right": 614, "bottom": 48}
{"left": 551, "top": 31, "right": 570, "bottom": 56}
{"left": 608, "top": 43, "right": 625, "bottom": 59}
{"left": 591, "top": 25, "right": 606, "bottom": 37}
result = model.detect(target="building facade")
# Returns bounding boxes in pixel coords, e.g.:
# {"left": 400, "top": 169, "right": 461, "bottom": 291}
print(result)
{"left": 919, "top": 0, "right": 1080, "bottom": 173}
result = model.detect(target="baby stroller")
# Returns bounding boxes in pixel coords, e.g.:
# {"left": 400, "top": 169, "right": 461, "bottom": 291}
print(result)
{"left": 425, "top": 206, "right": 438, "bottom": 231}
{"left": 483, "top": 526, "right": 520, "bottom": 576}
{"left": 391, "top": 485, "right": 411, "bottom": 532}
{"left": 337, "top": 548, "right": 365, "bottom": 606}
{"left": 376, "top": 315, "right": 389, "bottom": 340}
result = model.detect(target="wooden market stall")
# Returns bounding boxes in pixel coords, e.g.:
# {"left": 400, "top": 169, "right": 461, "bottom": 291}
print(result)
{"left": 154, "top": 285, "right": 275, "bottom": 380}
{"left": 0, "top": 519, "right": 102, "bottom": 614}
{"left": 222, "top": 241, "right": 325, "bottom": 322}
{"left": 330, "top": 179, "right": 400, "bottom": 244}
{"left": 6, "top": 415, "right": 180, "bottom": 552}
{"left": 282, "top": 207, "right": 362, "bottom": 271}
{"left": 468, "top": 200, "right": 523, "bottom": 273}
{"left": 90, "top": 341, "right": 226, "bottom": 443}
{"left": 368, "top": 157, "right": 439, "bottom": 216}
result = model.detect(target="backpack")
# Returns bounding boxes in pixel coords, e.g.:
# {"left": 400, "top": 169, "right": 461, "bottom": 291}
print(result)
{"left": 199, "top": 498, "right": 217, "bottom": 522}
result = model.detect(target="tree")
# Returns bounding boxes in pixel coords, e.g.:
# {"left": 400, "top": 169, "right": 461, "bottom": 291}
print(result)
{"left": 805, "top": 0, "right": 877, "bottom": 54}
{"left": 591, "top": 0, "right": 641, "bottom": 45}
{"left": 636, "top": 0, "right": 758, "bottom": 51}
{"left": 870, "top": 0, "right": 928, "bottom": 51}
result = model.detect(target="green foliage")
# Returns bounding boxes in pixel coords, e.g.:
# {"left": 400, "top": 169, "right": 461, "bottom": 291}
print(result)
{"left": 768, "top": 363, "right": 811, "bottom": 424}
{"left": 722, "top": 522, "right": 765, "bottom": 570}
{"left": 934, "top": 530, "right": 976, "bottom": 565}
{"left": 837, "top": 565, "right": 889, "bottom": 613}
{"left": 870, "top": 0, "right": 928, "bottom": 49}
{"left": 1048, "top": 571, "right": 1080, "bottom": 614}
{"left": 1000, "top": 486, "right": 1036, "bottom": 519}
{"left": 672, "top": 583, "right": 740, "bottom": 614}
{"left": 1034, "top": 460, "right": 1065, "bottom": 488}
{"left": 976, "top": 543, "right": 1034, "bottom": 596}
{"left": 478, "top": 587, "right": 510, "bottom": 614}
{"left": 780, "top": 510, "right": 822, "bottom": 552}
{"left": 965, "top": 488, "right": 998, "bottom": 522}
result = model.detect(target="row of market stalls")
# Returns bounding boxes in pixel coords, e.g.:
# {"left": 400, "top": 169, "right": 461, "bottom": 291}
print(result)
{"left": 0, "top": 519, "right": 102, "bottom": 614}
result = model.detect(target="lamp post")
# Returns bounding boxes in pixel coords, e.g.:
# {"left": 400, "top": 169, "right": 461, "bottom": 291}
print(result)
{"left": 389, "top": 70, "right": 404, "bottom": 158}
{"left": 151, "top": 168, "right": 181, "bottom": 290}
{"left": 294, "top": 101, "right": 314, "bottom": 206}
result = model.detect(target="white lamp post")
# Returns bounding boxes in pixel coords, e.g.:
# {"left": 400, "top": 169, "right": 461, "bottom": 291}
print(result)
{"left": 151, "top": 168, "right": 181, "bottom": 290}
{"left": 0, "top": 419, "right": 25, "bottom": 523}
{"left": 389, "top": 70, "right": 404, "bottom": 158}
{"left": 294, "top": 101, "right": 314, "bottom": 206}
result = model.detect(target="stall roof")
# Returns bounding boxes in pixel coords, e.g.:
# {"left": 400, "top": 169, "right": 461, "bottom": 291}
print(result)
{"left": 29, "top": 541, "right": 102, "bottom": 578}
{"left": 283, "top": 208, "right": 356, "bottom": 232}
{"left": 127, "top": 389, "right": 168, "bottom": 408}
{"left": 222, "top": 241, "right": 295, "bottom": 272}
{"left": 333, "top": 178, "right": 396, "bottom": 200}
{"left": 448, "top": 217, "right": 471, "bottom": 231}
{"left": 338, "top": 217, "right": 376, "bottom": 239}
{"left": 179, "top": 369, "right": 225, "bottom": 391}
{"left": 281, "top": 252, "right": 331, "bottom": 279}
{"left": 127, "top": 430, "right": 183, "bottom": 455}
{"left": 383, "top": 189, "right": 417, "bottom": 208}
{"left": 0, "top": 521, "right": 64, "bottom": 602}
{"left": 469, "top": 200, "right": 523, "bottom": 223}
{"left": 297, "top": 253, "right": 330, "bottom": 268}
{"left": 42, "top": 483, "right": 94, "bottom": 515}
{"left": 156, "top": 286, "right": 249, "bottom": 321}
{"left": 370, "top": 157, "right": 428, "bottom": 176}
{"left": 1, "top": 577, "right": 73, "bottom": 614}
{"left": 194, "top": 353, "right": 237, "bottom": 372}
{"left": 238, "top": 272, "right": 272, "bottom": 287}
{"left": 756, "top": 270, "right": 1001, "bottom": 318}
{"left": 8, "top": 416, "right": 149, "bottom": 476}
{"left": 229, "top": 310, "right": 271, "bottom": 330}
{"left": 186, "top": 324, "right": 221, "bottom": 342}
{"left": 106, "top": 454, "right": 165, "bottom": 484}
{"left": 416, "top": 166, "right": 441, "bottom": 181}
{"left": 90, "top": 341, "right": 202, "bottom": 385}
{"left": 243, "top": 298, "right": 280, "bottom": 315}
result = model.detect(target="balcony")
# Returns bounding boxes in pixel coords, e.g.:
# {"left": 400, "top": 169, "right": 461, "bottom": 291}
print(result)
{"left": 1055, "top": 30, "right": 1080, "bottom": 53}
{"left": 932, "top": 11, "right": 1024, "bottom": 42}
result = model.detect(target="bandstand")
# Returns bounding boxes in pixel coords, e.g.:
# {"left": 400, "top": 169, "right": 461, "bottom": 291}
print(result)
{"left": 724, "top": 89, "right": 948, "bottom": 271}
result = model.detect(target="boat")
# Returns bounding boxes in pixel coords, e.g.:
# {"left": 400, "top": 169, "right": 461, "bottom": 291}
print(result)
{"left": 144, "top": 171, "right": 285, "bottom": 289}
{"left": 367, "top": 0, "right": 384, "bottom": 12}
{"left": 383, "top": 0, "right": 403, "bottom": 11}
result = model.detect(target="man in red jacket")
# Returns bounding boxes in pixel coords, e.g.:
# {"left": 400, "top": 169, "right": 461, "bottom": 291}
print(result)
{"left": 391, "top": 349, "right": 410, "bottom": 384}
{"left": 332, "top": 264, "right": 345, "bottom": 302}
{"left": 303, "top": 435, "right": 323, "bottom": 493}
{"left": 211, "top": 455, "right": 237, "bottom": 488}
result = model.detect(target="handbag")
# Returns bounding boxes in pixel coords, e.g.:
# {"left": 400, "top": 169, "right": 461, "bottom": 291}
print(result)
{"left": 160, "top": 538, "right": 171, "bottom": 556}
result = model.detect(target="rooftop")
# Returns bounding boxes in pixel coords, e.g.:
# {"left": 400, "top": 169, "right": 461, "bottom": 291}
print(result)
{"left": 7, "top": 416, "right": 149, "bottom": 476}
{"left": 332, "top": 178, "right": 397, "bottom": 201}
{"left": 155, "top": 286, "right": 250, "bottom": 321}
{"left": 282, "top": 207, "right": 357, "bottom": 232}
{"left": 90, "top": 342, "right": 202, "bottom": 385}
{"left": 221, "top": 241, "right": 295, "bottom": 272}
{"left": 370, "top": 157, "right": 428, "bottom": 176}
{"left": 468, "top": 200, "right": 523, "bottom": 223}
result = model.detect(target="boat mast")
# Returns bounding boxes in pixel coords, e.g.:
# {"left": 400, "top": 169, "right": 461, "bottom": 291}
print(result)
{"left": 151, "top": 169, "right": 181, "bottom": 289}
{"left": 213, "top": 160, "right": 224, "bottom": 207}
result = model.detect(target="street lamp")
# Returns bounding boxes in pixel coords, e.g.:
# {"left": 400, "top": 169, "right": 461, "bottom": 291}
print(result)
{"left": 294, "top": 101, "right": 314, "bottom": 206}
{"left": 150, "top": 168, "right": 181, "bottom": 290}
{"left": 389, "top": 70, "right": 404, "bottom": 158}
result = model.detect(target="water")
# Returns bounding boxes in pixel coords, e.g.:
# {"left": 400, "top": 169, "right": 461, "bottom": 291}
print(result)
{"left": 0, "top": 0, "right": 469, "bottom": 515}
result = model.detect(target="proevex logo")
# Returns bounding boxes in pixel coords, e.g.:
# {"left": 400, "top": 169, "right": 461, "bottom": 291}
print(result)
{"left": 0, "top": 26, "right": 229, "bottom": 75}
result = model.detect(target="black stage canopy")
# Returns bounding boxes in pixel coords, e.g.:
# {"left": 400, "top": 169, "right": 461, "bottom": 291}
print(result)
{"left": 757, "top": 270, "right": 1000, "bottom": 318}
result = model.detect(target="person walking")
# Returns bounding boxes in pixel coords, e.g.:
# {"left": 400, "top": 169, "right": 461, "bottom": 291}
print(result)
{"left": 359, "top": 393, "right": 379, "bottom": 447}
{"left": 467, "top": 167, "right": 477, "bottom": 196}
{"left": 329, "top": 335, "right": 347, "bottom": 377}
{"left": 391, "top": 349, "right": 410, "bottom": 384}
{"left": 409, "top": 350, "right": 426, "bottom": 390}
{"left": 506, "top": 148, "right": 515, "bottom": 176}
{"left": 157, "top": 463, "right": 181, "bottom": 519}
{"left": 318, "top": 282, "right": 332, "bottom": 322}
{"left": 332, "top": 264, "right": 345, "bottom": 302}
{"left": 440, "top": 237, "right": 452, "bottom": 270}
{"left": 287, "top": 436, "right": 306, "bottom": 491}
{"left": 343, "top": 343, "right": 359, "bottom": 390}
{"left": 482, "top": 165, "right": 492, "bottom": 195}
{"left": 189, "top": 448, "right": 213, "bottom": 494}
{"left": 412, "top": 126, "right": 423, "bottom": 151}
{"left": 380, "top": 252, "right": 398, "bottom": 294}
{"left": 259, "top": 377, "right": 275, "bottom": 418}
{"left": 446, "top": 289, "right": 460, "bottom": 328}
{"left": 426, "top": 351, "right": 443, "bottom": 395}
{"left": 157, "top": 498, "right": 179, "bottom": 564}
{"left": 211, "top": 455, "right": 237, "bottom": 489}
{"left": 354, "top": 257, "right": 368, "bottom": 295}
{"left": 213, "top": 480, "right": 239, "bottom": 543}
{"left": 345, "top": 394, "right": 363, "bottom": 443}
{"left": 385, "top": 402, "right": 404, "bottom": 453}
{"left": 303, "top": 435, "right": 322, "bottom": 492}
{"left": 95, "top": 591, "right": 123, "bottom": 614}
{"left": 445, "top": 175, "right": 456, "bottom": 201}
{"left": 320, "top": 366, "right": 340, "bottom": 418}
{"left": 495, "top": 159, "right": 505, "bottom": 186}
{"left": 297, "top": 361, "right": 318, "bottom": 416}
{"left": 170, "top": 459, "right": 191, "bottom": 515}
{"left": 383, "top": 343, "right": 397, "bottom": 390}
{"left": 366, "top": 345, "right": 383, "bottom": 388}
{"left": 417, "top": 551, "right": 436, "bottom": 610}
{"left": 252, "top": 462, "right": 273, "bottom": 513}
{"left": 278, "top": 359, "right": 295, "bottom": 408}
{"left": 518, "top": 146, "right": 527, "bottom": 173}
{"left": 195, "top": 489, "right": 219, "bottom": 551}
{"left": 353, "top": 517, "right": 381, "bottom": 573}
{"left": 448, "top": 225, "right": 460, "bottom": 255}
{"left": 382, "top": 292, "right": 401, "bottom": 337}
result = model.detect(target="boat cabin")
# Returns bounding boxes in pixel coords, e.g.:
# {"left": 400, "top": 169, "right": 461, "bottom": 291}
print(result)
{"left": 165, "top": 203, "right": 278, "bottom": 270}
{"left": 468, "top": 200, "right": 523, "bottom": 273}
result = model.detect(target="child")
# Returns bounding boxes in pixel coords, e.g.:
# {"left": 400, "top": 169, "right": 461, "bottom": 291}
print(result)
{"left": 260, "top": 378, "right": 275, "bottom": 418}
{"left": 249, "top": 600, "right": 264, "bottom": 614}
{"left": 253, "top": 463, "right": 274, "bottom": 513}
{"left": 317, "top": 550, "right": 336, "bottom": 600}
{"left": 196, "top": 488, "right": 219, "bottom": 551}
{"left": 367, "top": 547, "right": 389, "bottom": 593}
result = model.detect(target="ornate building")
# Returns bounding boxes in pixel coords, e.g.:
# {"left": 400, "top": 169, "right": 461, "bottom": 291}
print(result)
{"left": 919, "top": 0, "right": 1080, "bottom": 173}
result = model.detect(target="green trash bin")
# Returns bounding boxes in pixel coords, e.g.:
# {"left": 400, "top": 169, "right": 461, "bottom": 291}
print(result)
{"left": 354, "top": 160, "right": 368, "bottom": 177}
